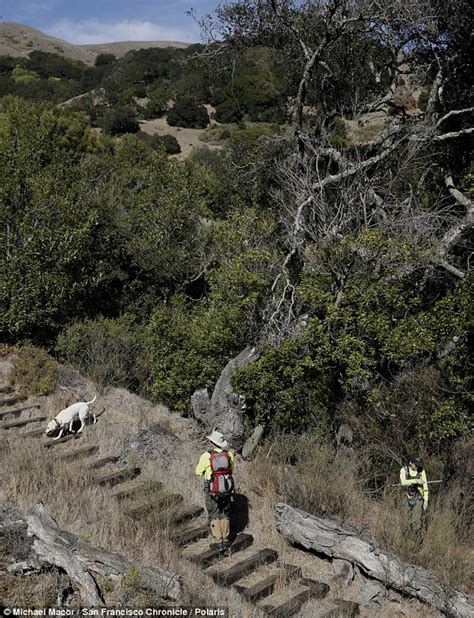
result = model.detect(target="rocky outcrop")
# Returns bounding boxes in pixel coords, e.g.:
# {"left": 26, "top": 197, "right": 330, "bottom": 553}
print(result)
{"left": 275, "top": 503, "right": 474, "bottom": 617}
{"left": 191, "top": 346, "right": 259, "bottom": 449}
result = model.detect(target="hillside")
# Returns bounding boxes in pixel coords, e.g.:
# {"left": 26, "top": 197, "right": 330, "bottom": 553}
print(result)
{"left": 0, "top": 353, "right": 451, "bottom": 616}
{"left": 82, "top": 40, "right": 189, "bottom": 57}
{"left": 0, "top": 23, "right": 96, "bottom": 64}
{"left": 0, "top": 22, "right": 189, "bottom": 64}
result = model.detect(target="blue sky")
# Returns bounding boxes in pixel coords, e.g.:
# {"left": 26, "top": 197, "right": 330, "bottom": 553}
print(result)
{"left": 1, "top": 0, "right": 221, "bottom": 43}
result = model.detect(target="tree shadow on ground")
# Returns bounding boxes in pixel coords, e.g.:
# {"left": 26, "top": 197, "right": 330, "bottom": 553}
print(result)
{"left": 230, "top": 493, "right": 249, "bottom": 537}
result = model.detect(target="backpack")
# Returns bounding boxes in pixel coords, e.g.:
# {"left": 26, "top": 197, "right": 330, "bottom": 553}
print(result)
{"left": 209, "top": 450, "right": 234, "bottom": 495}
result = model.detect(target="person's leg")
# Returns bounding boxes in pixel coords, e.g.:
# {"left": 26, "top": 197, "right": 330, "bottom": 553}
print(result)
{"left": 205, "top": 492, "right": 221, "bottom": 540}
{"left": 218, "top": 495, "right": 232, "bottom": 546}
{"left": 412, "top": 500, "right": 423, "bottom": 535}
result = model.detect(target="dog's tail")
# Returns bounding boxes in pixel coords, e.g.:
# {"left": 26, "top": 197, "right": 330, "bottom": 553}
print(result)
{"left": 85, "top": 395, "right": 97, "bottom": 406}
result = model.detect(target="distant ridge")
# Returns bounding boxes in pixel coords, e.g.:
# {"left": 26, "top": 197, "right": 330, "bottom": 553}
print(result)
{"left": 0, "top": 23, "right": 190, "bottom": 65}
{"left": 82, "top": 40, "right": 190, "bottom": 58}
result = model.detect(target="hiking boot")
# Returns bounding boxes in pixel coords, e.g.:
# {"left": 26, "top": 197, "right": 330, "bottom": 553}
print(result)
{"left": 210, "top": 542, "right": 226, "bottom": 552}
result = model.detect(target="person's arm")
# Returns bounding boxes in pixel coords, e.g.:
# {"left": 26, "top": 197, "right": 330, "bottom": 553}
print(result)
{"left": 420, "top": 470, "right": 429, "bottom": 511}
{"left": 196, "top": 452, "right": 210, "bottom": 477}
{"left": 400, "top": 467, "right": 422, "bottom": 486}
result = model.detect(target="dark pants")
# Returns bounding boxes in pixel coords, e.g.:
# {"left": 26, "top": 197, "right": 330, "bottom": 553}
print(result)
{"left": 404, "top": 497, "right": 424, "bottom": 533}
{"left": 205, "top": 490, "right": 231, "bottom": 542}
{"left": 205, "top": 490, "right": 231, "bottom": 520}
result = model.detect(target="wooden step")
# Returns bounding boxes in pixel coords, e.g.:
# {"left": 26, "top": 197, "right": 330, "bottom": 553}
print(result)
{"left": 172, "top": 505, "right": 204, "bottom": 525}
{"left": 125, "top": 494, "right": 183, "bottom": 519}
{"left": 213, "top": 548, "right": 278, "bottom": 586}
{"left": 0, "top": 385, "right": 13, "bottom": 394}
{"left": 88, "top": 455, "right": 120, "bottom": 470}
{"left": 60, "top": 445, "right": 99, "bottom": 462}
{"left": 44, "top": 434, "right": 82, "bottom": 448}
{"left": 234, "top": 564, "right": 302, "bottom": 602}
{"left": 95, "top": 467, "right": 140, "bottom": 487}
{"left": 191, "top": 533, "right": 254, "bottom": 568}
{"left": 173, "top": 523, "right": 209, "bottom": 547}
{"left": 22, "top": 428, "right": 45, "bottom": 438}
{"left": 0, "top": 395, "right": 24, "bottom": 407}
{"left": 262, "top": 579, "right": 330, "bottom": 617}
{"left": 111, "top": 481, "right": 163, "bottom": 501}
{"left": 301, "top": 577, "right": 330, "bottom": 599}
{"left": 0, "top": 404, "right": 40, "bottom": 419}
{"left": 0, "top": 415, "right": 46, "bottom": 429}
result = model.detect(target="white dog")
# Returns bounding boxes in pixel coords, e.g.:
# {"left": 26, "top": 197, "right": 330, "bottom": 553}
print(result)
{"left": 45, "top": 396, "right": 97, "bottom": 439}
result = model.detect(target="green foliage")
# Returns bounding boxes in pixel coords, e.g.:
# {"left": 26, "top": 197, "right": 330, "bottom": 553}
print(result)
{"left": 10, "top": 346, "right": 58, "bottom": 396}
{"left": 56, "top": 315, "right": 149, "bottom": 390}
{"left": 148, "top": 134, "right": 181, "bottom": 155}
{"left": 94, "top": 53, "right": 117, "bottom": 67}
{"left": 146, "top": 209, "right": 280, "bottom": 411}
{"left": 0, "top": 98, "right": 105, "bottom": 340}
{"left": 212, "top": 47, "right": 286, "bottom": 123}
{"left": 167, "top": 96, "right": 209, "bottom": 129}
{"left": 27, "top": 51, "right": 84, "bottom": 80}
{"left": 98, "top": 105, "right": 139, "bottom": 135}
{"left": 141, "top": 87, "right": 170, "bottom": 119}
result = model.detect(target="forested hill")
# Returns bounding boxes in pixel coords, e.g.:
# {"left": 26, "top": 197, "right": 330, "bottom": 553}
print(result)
{"left": 0, "top": 0, "right": 472, "bottom": 589}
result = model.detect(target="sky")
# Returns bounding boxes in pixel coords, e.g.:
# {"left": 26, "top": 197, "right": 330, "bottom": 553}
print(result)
{"left": 0, "top": 0, "right": 221, "bottom": 43}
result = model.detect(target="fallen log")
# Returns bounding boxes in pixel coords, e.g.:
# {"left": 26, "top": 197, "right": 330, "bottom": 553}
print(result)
{"left": 275, "top": 503, "right": 474, "bottom": 617}
{"left": 25, "top": 503, "right": 180, "bottom": 603}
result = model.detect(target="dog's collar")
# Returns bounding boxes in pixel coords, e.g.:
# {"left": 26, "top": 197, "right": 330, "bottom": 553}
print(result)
{"left": 52, "top": 418, "right": 60, "bottom": 427}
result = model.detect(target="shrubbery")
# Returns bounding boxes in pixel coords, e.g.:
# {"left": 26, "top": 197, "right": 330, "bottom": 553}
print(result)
{"left": 167, "top": 96, "right": 209, "bottom": 129}
{"left": 10, "top": 347, "right": 58, "bottom": 396}
{"left": 99, "top": 105, "right": 139, "bottom": 135}
{"left": 56, "top": 316, "right": 149, "bottom": 391}
{"left": 148, "top": 134, "right": 181, "bottom": 154}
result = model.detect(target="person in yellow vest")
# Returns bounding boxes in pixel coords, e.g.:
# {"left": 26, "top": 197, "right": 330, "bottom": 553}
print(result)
{"left": 195, "top": 430, "right": 235, "bottom": 552}
{"left": 400, "top": 452, "right": 429, "bottom": 533}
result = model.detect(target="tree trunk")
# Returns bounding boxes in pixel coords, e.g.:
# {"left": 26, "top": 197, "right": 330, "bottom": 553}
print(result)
{"left": 191, "top": 346, "right": 259, "bottom": 450}
{"left": 275, "top": 503, "right": 473, "bottom": 617}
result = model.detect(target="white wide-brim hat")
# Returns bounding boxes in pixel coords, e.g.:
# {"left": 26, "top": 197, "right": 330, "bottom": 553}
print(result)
{"left": 206, "top": 429, "right": 228, "bottom": 449}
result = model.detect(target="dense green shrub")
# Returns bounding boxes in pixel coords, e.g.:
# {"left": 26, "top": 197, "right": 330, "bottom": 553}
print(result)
{"left": 167, "top": 96, "right": 209, "bottom": 129}
{"left": 94, "top": 53, "right": 117, "bottom": 67}
{"left": 148, "top": 134, "right": 181, "bottom": 154}
{"left": 98, "top": 105, "right": 139, "bottom": 135}
{"left": 56, "top": 315, "right": 149, "bottom": 390}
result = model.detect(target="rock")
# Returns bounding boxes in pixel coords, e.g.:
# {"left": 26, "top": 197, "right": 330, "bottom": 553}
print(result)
{"left": 357, "top": 580, "right": 386, "bottom": 606}
{"left": 190, "top": 388, "right": 211, "bottom": 421}
{"left": 336, "top": 424, "right": 353, "bottom": 449}
{"left": 242, "top": 424, "right": 265, "bottom": 459}
{"left": 332, "top": 559, "right": 354, "bottom": 586}
{"left": 191, "top": 346, "right": 259, "bottom": 449}
{"left": 120, "top": 423, "right": 179, "bottom": 469}
{"left": 7, "top": 560, "right": 39, "bottom": 574}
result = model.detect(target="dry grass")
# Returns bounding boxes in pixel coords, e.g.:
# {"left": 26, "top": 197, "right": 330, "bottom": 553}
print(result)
{"left": 250, "top": 432, "right": 474, "bottom": 594}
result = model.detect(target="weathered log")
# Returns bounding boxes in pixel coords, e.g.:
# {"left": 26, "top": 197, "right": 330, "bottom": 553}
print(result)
{"left": 242, "top": 423, "right": 266, "bottom": 460}
{"left": 25, "top": 503, "right": 180, "bottom": 602}
{"left": 191, "top": 346, "right": 259, "bottom": 450}
{"left": 275, "top": 503, "right": 474, "bottom": 617}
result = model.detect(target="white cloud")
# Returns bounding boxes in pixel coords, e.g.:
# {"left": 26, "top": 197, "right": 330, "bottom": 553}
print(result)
{"left": 44, "top": 18, "right": 197, "bottom": 44}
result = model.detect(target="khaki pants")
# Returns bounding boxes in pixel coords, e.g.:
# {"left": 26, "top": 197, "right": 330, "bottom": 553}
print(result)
{"left": 205, "top": 491, "right": 231, "bottom": 542}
